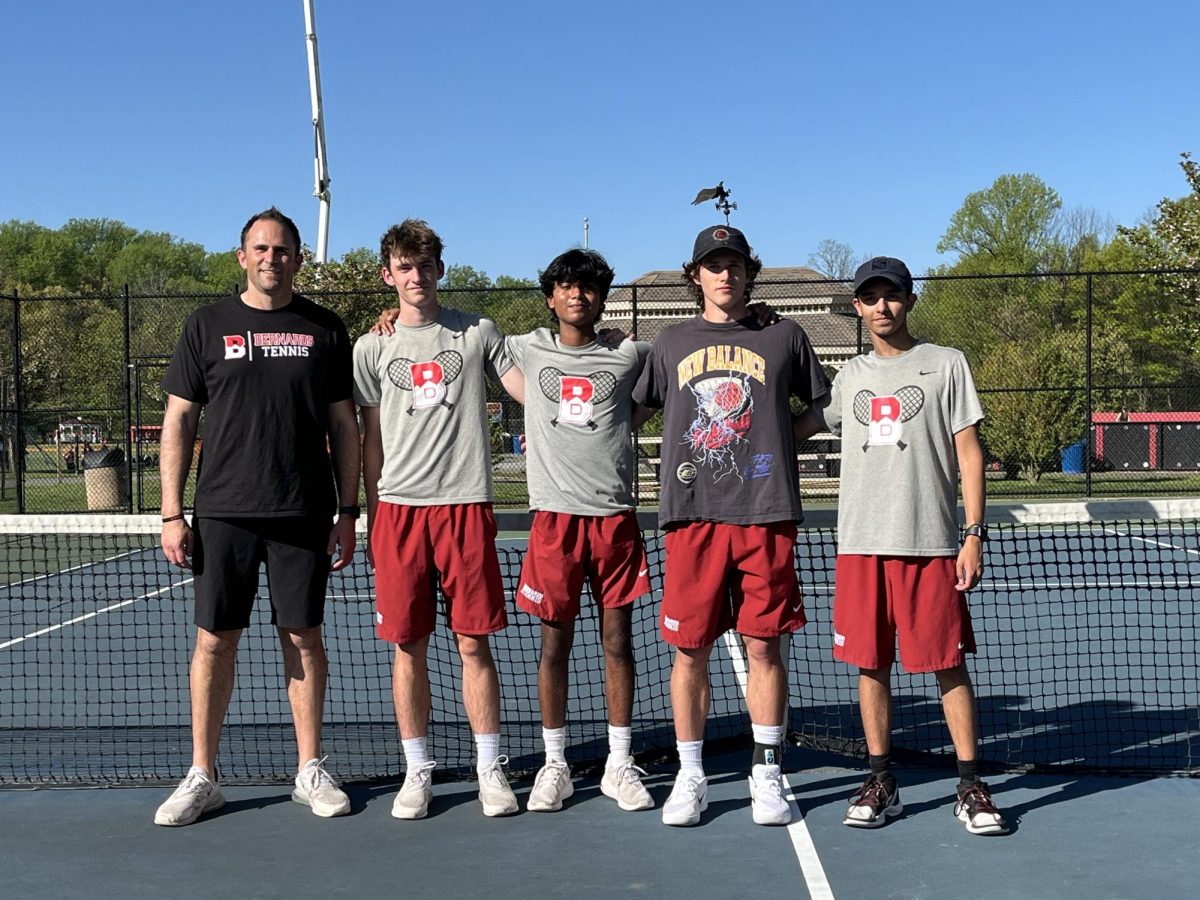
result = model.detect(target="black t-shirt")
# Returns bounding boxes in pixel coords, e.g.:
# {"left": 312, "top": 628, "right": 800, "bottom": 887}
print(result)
{"left": 162, "top": 294, "right": 353, "bottom": 517}
{"left": 633, "top": 316, "right": 829, "bottom": 527}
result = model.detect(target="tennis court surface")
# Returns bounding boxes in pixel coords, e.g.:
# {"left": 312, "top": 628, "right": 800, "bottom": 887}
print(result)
{"left": 1, "top": 498, "right": 1196, "bottom": 897}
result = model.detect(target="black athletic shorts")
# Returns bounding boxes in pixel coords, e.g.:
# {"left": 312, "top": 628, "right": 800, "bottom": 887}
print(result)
{"left": 192, "top": 516, "right": 332, "bottom": 631}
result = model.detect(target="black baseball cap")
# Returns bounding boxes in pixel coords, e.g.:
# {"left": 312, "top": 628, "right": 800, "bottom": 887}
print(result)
{"left": 691, "top": 225, "right": 753, "bottom": 264}
{"left": 853, "top": 256, "right": 913, "bottom": 295}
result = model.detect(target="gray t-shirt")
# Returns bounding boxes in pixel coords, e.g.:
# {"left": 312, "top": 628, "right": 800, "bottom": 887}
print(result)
{"left": 633, "top": 316, "right": 829, "bottom": 528}
{"left": 815, "top": 341, "right": 984, "bottom": 556}
{"left": 507, "top": 329, "right": 649, "bottom": 515}
{"left": 353, "top": 307, "right": 512, "bottom": 505}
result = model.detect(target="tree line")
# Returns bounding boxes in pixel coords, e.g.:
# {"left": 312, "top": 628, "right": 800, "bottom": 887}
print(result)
{"left": 1, "top": 153, "right": 1197, "bottom": 481}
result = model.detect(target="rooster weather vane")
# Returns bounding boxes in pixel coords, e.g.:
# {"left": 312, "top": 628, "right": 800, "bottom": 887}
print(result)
{"left": 691, "top": 182, "right": 737, "bottom": 223}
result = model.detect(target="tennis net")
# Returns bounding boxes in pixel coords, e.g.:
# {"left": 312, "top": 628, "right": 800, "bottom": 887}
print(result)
{"left": 1, "top": 498, "right": 1197, "bottom": 785}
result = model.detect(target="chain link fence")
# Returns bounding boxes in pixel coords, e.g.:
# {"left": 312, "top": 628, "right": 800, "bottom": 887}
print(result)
{"left": 0, "top": 269, "right": 1196, "bottom": 513}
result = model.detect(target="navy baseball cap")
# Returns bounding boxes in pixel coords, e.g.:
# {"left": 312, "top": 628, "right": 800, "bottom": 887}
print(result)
{"left": 853, "top": 256, "right": 913, "bottom": 295}
{"left": 691, "top": 225, "right": 753, "bottom": 264}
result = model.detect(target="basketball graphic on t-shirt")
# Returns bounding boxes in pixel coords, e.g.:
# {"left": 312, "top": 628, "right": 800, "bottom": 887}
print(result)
{"left": 687, "top": 374, "right": 753, "bottom": 453}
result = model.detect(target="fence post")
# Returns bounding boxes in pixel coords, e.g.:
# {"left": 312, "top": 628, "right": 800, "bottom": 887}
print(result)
{"left": 1085, "top": 273, "right": 1093, "bottom": 497}
{"left": 122, "top": 284, "right": 134, "bottom": 512}
{"left": 11, "top": 289, "right": 24, "bottom": 513}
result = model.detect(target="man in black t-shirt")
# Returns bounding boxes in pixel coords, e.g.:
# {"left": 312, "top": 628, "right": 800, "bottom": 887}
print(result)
{"left": 154, "top": 207, "right": 361, "bottom": 827}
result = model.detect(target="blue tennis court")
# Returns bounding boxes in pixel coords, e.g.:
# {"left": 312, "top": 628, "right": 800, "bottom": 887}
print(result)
{"left": 1, "top": 500, "right": 1197, "bottom": 896}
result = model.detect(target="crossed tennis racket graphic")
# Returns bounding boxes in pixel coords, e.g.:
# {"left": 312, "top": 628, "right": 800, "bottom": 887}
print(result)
{"left": 852, "top": 386, "right": 925, "bottom": 451}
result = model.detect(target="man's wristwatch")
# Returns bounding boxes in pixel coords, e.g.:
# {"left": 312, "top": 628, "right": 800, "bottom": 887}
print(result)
{"left": 961, "top": 523, "right": 988, "bottom": 543}
{"left": 338, "top": 505, "right": 361, "bottom": 519}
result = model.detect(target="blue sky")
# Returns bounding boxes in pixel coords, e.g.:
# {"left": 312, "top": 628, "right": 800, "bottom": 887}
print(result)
{"left": 5, "top": 0, "right": 1196, "bottom": 282}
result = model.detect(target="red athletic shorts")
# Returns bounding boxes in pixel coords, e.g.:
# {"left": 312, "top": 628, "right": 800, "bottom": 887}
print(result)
{"left": 515, "top": 510, "right": 650, "bottom": 621}
{"left": 660, "top": 521, "right": 805, "bottom": 648}
{"left": 370, "top": 501, "right": 506, "bottom": 644}
{"left": 832, "top": 554, "right": 976, "bottom": 673}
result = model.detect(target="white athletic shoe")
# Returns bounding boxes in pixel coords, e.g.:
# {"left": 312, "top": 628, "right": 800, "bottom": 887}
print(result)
{"left": 526, "top": 759, "right": 573, "bottom": 812}
{"left": 292, "top": 757, "right": 351, "bottom": 818}
{"left": 391, "top": 761, "right": 436, "bottom": 820}
{"left": 661, "top": 772, "right": 708, "bottom": 827}
{"left": 601, "top": 757, "right": 655, "bottom": 811}
{"left": 154, "top": 766, "right": 225, "bottom": 826}
{"left": 477, "top": 756, "right": 519, "bottom": 817}
{"left": 748, "top": 763, "right": 792, "bottom": 826}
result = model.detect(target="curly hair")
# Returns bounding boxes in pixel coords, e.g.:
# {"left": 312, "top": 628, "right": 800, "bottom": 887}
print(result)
{"left": 681, "top": 252, "right": 764, "bottom": 308}
{"left": 379, "top": 219, "right": 445, "bottom": 268}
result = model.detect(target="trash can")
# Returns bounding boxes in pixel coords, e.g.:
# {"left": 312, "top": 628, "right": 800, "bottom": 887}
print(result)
{"left": 83, "top": 448, "right": 128, "bottom": 509}
{"left": 1059, "top": 441, "right": 1086, "bottom": 474}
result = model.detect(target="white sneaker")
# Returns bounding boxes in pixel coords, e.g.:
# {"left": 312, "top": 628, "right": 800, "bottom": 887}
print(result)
{"left": 526, "top": 759, "right": 573, "bottom": 812}
{"left": 661, "top": 772, "right": 707, "bottom": 827}
{"left": 601, "top": 757, "right": 655, "bottom": 811}
{"left": 748, "top": 763, "right": 792, "bottom": 825}
{"left": 292, "top": 757, "right": 351, "bottom": 818}
{"left": 154, "top": 766, "right": 225, "bottom": 826}
{"left": 477, "top": 755, "right": 519, "bottom": 817}
{"left": 391, "top": 761, "right": 436, "bottom": 820}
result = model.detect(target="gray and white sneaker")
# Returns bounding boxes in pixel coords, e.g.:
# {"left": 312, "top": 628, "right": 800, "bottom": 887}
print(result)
{"left": 526, "top": 759, "right": 573, "bottom": 812}
{"left": 292, "top": 757, "right": 350, "bottom": 817}
{"left": 154, "top": 766, "right": 225, "bottom": 826}
{"left": 601, "top": 757, "right": 655, "bottom": 811}
{"left": 748, "top": 763, "right": 792, "bottom": 825}
{"left": 477, "top": 755, "right": 519, "bottom": 817}
{"left": 843, "top": 774, "right": 903, "bottom": 828}
{"left": 391, "top": 761, "right": 436, "bottom": 820}
{"left": 661, "top": 772, "right": 708, "bottom": 827}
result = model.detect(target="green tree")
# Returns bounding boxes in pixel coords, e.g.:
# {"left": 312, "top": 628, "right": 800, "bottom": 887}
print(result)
{"left": 936, "top": 174, "right": 1064, "bottom": 271}
{"left": 978, "top": 328, "right": 1133, "bottom": 480}
{"left": 1117, "top": 151, "right": 1200, "bottom": 349}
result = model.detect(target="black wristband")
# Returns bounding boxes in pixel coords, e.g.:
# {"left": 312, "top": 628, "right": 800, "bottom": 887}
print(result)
{"left": 338, "top": 505, "right": 361, "bottom": 519}
{"left": 961, "top": 523, "right": 988, "bottom": 542}
{"left": 161, "top": 514, "right": 186, "bottom": 524}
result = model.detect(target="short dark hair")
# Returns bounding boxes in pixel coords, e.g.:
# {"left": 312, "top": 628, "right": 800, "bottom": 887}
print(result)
{"left": 539, "top": 248, "right": 615, "bottom": 300}
{"left": 379, "top": 219, "right": 445, "bottom": 268}
{"left": 240, "top": 207, "right": 302, "bottom": 255}
{"left": 681, "top": 252, "right": 764, "bottom": 308}
{"left": 539, "top": 248, "right": 615, "bottom": 324}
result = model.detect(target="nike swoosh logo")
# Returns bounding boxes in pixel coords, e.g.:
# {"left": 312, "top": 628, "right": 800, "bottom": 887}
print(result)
{"left": 792, "top": 603, "right": 803, "bottom": 613}
{"left": 919, "top": 370, "right": 935, "bottom": 375}
{"left": 638, "top": 568, "right": 649, "bottom": 577}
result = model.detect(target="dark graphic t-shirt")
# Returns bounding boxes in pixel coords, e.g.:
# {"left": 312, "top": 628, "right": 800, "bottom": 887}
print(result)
{"left": 162, "top": 294, "right": 353, "bottom": 517}
{"left": 633, "top": 316, "right": 829, "bottom": 527}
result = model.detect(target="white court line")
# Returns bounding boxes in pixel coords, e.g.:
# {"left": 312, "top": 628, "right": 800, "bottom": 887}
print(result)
{"left": 720, "top": 632, "right": 835, "bottom": 900}
{"left": 1, "top": 546, "right": 151, "bottom": 591}
{"left": 1105, "top": 524, "right": 1200, "bottom": 557}
{"left": 0, "top": 577, "right": 193, "bottom": 650}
